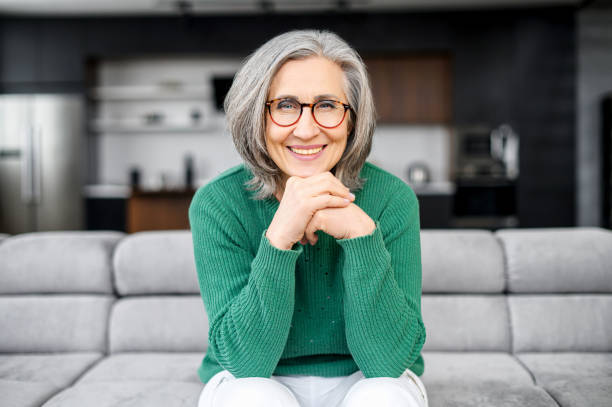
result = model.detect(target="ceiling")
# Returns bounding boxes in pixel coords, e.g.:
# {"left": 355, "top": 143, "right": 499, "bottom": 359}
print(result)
{"left": 0, "top": 0, "right": 583, "bottom": 16}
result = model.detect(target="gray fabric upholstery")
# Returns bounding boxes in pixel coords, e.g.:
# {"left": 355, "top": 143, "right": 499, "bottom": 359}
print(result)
{"left": 75, "top": 353, "right": 202, "bottom": 384}
{"left": 0, "top": 233, "right": 10, "bottom": 243}
{"left": 108, "top": 297, "right": 208, "bottom": 353}
{"left": 421, "top": 230, "right": 505, "bottom": 293}
{"left": 517, "top": 353, "right": 612, "bottom": 385}
{"left": 0, "top": 231, "right": 123, "bottom": 294}
{"left": 543, "top": 377, "right": 612, "bottom": 407}
{"left": 420, "top": 352, "right": 533, "bottom": 386}
{"left": 113, "top": 231, "right": 199, "bottom": 295}
{"left": 0, "top": 353, "right": 102, "bottom": 388}
{"left": 0, "top": 296, "right": 114, "bottom": 352}
{"left": 422, "top": 296, "right": 510, "bottom": 351}
{"left": 0, "top": 380, "right": 61, "bottom": 407}
{"left": 496, "top": 228, "right": 612, "bottom": 293}
{"left": 0, "top": 227, "right": 609, "bottom": 407}
{"left": 42, "top": 381, "right": 203, "bottom": 407}
{"left": 509, "top": 295, "right": 612, "bottom": 352}
{"left": 426, "top": 384, "right": 558, "bottom": 407}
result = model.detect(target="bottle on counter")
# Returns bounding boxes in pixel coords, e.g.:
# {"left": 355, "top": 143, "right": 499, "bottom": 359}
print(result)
{"left": 129, "top": 166, "right": 141, "bottom": 191}
{"left": 184, "top": 154, "right": 194, "bottom": 190}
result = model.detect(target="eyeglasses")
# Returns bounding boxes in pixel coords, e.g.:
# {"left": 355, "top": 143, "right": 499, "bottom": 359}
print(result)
{"left": 266, "top": 98, "right": 352, "bottom": 129}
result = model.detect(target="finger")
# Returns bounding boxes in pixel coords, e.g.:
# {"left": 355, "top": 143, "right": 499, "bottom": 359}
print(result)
{"left": 305, "top": 221, "right": 318, "bottom": 245}
{"left": 306, "top": 177, "right": 354, "bottom": 201}
{"left": 310, "top": 194, "right": 352, "bottom": 212}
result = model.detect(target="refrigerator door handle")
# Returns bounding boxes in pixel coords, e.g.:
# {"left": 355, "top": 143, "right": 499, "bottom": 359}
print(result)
{"left": 33, "top": 125, "right": 42, "bottom": 204}
{"left": 21, "top": 123, "right": 40, "bottom": 204}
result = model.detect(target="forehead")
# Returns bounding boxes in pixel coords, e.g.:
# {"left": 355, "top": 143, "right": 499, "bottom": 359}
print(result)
{"left": 268, "top": 56, "right": 346, "bottom": 100}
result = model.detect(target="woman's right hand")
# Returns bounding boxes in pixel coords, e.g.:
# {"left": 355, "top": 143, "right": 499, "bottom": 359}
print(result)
{"left": 265, "top": 171, "right": 355, "bottom": 250}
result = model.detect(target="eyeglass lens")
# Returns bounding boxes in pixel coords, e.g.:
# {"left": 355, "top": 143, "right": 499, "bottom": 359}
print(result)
{"left": 269, "top": 99, "right": 346, "bottom": 127}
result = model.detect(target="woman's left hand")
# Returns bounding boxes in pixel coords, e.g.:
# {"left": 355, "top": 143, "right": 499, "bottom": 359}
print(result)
{"left": 300, "top": 203, "right": 376, "bottom": 245}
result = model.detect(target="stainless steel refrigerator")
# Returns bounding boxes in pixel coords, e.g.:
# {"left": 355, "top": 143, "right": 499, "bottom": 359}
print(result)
{"left": 0, "top": 94, "right": 85, "bottom": 235}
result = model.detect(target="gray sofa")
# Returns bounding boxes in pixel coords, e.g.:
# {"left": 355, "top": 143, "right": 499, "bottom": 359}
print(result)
{"left": 0, "top": 227, "right": 610, "bottom": 407}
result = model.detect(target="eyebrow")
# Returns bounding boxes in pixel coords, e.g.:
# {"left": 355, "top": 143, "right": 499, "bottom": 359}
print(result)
{"left": 273, "top": 94, "right": 342, "bottom": 101}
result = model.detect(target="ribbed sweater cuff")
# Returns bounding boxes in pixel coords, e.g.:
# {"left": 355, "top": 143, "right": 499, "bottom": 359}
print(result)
{"left": 336, "top": 221, "right": 388, "bottom": 279}
{"left": 251, "top": 229, "right": 303, "bottom": 287}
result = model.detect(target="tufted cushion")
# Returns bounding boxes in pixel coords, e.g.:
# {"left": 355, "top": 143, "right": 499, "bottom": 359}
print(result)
{"left": 496, "top": 228, "right": 612, "bottom": 293}
{"left": 113, "top": 231, "right": 198, "bottom": 295}
{"left": 509, "top": 295, "right": 612, "bottom": 352}
{"left": 421, "top": 295, "right": 510, "bottom": 351}
{"left": 0, "top": 296, "right": 114, "bottom": 352}
{"left": 421, "top": 230, "right": 505, "bottom": 293}
{"left": 0, "top": 231, "right": 123, "bottom": 294}
{"left": 109, "top": 296, "right": 208, "bottom": 353}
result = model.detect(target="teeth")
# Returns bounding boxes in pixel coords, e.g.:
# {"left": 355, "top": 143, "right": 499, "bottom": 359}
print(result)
{"left": 289, "top": 146, "right": 324, "bottom": 155}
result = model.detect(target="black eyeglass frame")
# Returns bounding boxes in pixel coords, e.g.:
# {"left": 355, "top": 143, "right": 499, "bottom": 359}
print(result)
{"left": 265, "top": 98, "right": 353, "bottom": 129}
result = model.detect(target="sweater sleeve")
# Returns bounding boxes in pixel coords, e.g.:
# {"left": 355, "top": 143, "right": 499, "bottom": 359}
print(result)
{"left": 188, "top": 186, "right": 303, "bottom": 378}
{"left": 335, "top": 184, "right": 426, "bottom": 378}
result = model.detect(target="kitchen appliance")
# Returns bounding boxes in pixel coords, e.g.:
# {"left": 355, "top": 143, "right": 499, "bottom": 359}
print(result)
{"left": 490, "top": 124, "right": 519, "bottom": 180}
{"left": 406, "top": 162, "right": 431, "bottom": 185}
{"left": 0, "top": 94, "right": 85, "bottom": 234}
{"left": 451, "top": 124, "right": 520, "bottom": 229}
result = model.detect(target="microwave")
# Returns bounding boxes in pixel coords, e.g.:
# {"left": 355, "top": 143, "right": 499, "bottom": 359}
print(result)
{"left": 452, "top": 126, "right": 506, "bottom": 179}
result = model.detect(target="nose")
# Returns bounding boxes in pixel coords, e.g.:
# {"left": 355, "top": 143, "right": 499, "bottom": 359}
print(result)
{"left": 293, "top": 106, "right": 320, "bottom": 139}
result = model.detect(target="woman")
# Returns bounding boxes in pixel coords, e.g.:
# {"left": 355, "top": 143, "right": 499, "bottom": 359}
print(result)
{"left": 189, "top": 29, "right": 427, "bottom": 407}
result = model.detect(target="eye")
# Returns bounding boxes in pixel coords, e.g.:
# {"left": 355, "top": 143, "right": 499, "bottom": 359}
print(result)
{"left": 316, "top": 100, "right": 339, "bottom": 110}
{"left": 276, "top": 99, "right": 299, "bottom": 111}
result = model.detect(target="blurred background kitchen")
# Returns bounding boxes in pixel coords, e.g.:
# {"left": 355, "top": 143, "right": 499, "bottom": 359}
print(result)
{"left": 0, "top": 0, "right": 611, "bottom": 234}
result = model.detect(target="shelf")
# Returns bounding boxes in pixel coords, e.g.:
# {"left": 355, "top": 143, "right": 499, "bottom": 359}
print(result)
{"left": 88, "top": 124, "right": 221, "bottom": 134}
{"left": 88, "top": 85, "right": 211, "bottom": 101}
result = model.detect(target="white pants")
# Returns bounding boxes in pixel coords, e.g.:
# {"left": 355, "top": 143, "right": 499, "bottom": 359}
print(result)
{"left": 197, "top": 368, "right": 428, "bottom": 407}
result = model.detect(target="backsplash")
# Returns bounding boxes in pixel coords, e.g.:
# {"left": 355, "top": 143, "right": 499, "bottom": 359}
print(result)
{"left": 92, "top": 57, "right": 450, "bottom": 189}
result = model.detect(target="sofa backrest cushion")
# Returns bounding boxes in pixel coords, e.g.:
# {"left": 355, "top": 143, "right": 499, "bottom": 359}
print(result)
{"left": 0, "top": 231, "right": 123, "bottom": 294}
{"left": 421, "top": 295, "right": 511, "bottom": 351}
{"left": 108, "top": 296, "right": 208, "bottom": 353}
{"left": 113, "top": 231, "right": 198, "bottom": 295}
{"left": 0, "top": 296, "right": 114, "bottom": 352}
{"left": 421, "top": 230, "right": 505, "bottom": 293}
{"left": 496, "top": 227, "right": 612, "bottom": 293}
{"left": 509, "top": 295, "right": 612, "bottom": 352}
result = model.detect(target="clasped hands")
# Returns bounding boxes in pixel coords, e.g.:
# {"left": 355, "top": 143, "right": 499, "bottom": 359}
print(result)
{"left": 266, "top": 172, "right": 376, "bottom": 250}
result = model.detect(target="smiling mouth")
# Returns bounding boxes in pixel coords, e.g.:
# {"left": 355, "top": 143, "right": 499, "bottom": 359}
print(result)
{"left": 287, "top": 145, "right": 327, "bottom": 155}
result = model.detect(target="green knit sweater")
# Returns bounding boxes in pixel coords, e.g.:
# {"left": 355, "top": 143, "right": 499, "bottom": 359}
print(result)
{"left": 188, "top": 161, "right": 426, "bottom": 384}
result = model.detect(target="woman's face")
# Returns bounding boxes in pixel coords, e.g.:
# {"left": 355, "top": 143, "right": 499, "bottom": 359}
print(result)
{"left": 265, "top": 56, "right": 351, "bottom": 187}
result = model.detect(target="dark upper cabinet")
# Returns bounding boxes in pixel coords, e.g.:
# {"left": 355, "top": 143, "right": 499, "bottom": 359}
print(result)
{"left": 0, "top": 20, "right": 40, "bottom": 84}
{"left": 0, "top": 19, "right": 84, "bottom": 88}
{"left": 40, "top": 20, "right": 84, "bottom": 83}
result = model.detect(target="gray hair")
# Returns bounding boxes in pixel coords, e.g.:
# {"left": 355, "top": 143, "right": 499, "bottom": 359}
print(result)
{"left": 224, "top": 29, "right": 376, "bottom": 200}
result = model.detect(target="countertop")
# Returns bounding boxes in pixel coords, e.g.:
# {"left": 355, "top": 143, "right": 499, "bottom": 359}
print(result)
{"left": 84, "top": 180, "right": 456, "bottom": 199}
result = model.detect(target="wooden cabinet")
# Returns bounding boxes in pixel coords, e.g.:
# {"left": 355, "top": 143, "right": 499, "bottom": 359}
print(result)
{"left": 365, "top": 55, "right": 452, "bottom": 124}
{"left": 127, "top": 189, "right": 195, "bottom": 233}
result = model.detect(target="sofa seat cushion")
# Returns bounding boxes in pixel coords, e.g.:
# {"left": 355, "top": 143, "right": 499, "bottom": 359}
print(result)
{"left": 421, "top": 352, "right": 534, "bottom": 386}
{"left": 517, "top": 352, "right": 612, "bottom": 385}
{"left": 0, "top": 380, "right": 61, "bottom": 407}
{"left": 41, "top": 381, "right": 203, "bottom": 407}
{"left": 0, "top": 352, "right": 102, "bottom": 388}
{"left": 75, "top": 353, "right": 202, "bottom": 384}
{"left": 543, "top": 377, "right": 612, "bottom": 407}
{"left": 427, "top": 383, "right": 558, "bottom": 407}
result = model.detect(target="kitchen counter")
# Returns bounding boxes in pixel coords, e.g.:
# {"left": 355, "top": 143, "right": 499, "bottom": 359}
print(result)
{"left": 407, "top": 181, "right": 456, "bottom": 195}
